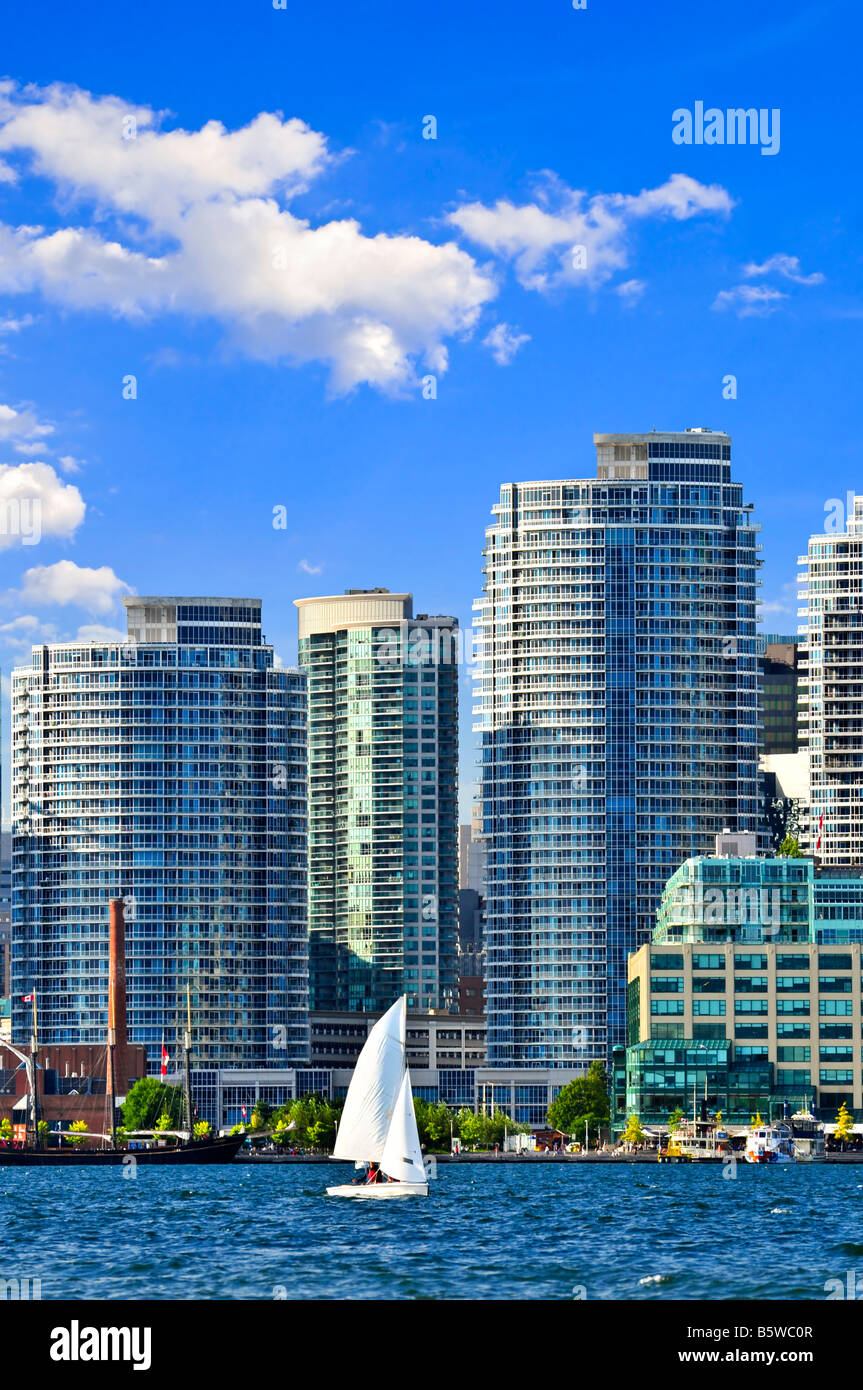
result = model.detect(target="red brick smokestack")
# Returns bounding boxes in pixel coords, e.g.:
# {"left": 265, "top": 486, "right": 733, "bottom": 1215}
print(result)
{"left": 108, "top": 898, "right": 128, "bottom": 1050}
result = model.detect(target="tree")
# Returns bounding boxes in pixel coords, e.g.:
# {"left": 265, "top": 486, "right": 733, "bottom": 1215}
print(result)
{"left": 834, "top": 1101, "right": 854, "bottom": 1149}
{"left": 621, "top": 1114, "right": 647, "bottom": 1146}
{"left": 778, "top": 835, "right": 803, "bottom": 858}
{"left": 0, "top": 1118, "right": 11, "bottom": 1142}
{"left": 193, "top": 1120, "right": 212, "bottom": 1140}
{"left": 668, "top": 1107, "right": 684, "bottom": 1131}
{"left": 251, "top": 1100, "right": 272, "bottom": 1130}
{"left": 426, "top": 1102, "right": 456, "bottom": 1150}
{"left": 547, "top": 1061, "right": 610, "bottom": 1134}
{"left": 122, "top": 1077, "right": 185, "bottom": 1132}
{"left": 68, "top": 1119, "right": 90, "bottom": 1148}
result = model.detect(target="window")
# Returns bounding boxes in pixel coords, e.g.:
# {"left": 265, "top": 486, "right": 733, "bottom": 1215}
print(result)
{"left": 735, "top": 954, "right": 767, "bottom": 970}
{"left": 692, "top": 1000, "right": 725, "bottom": 1016}
{"left": 651, "top": 977, "right": 684, "bottom": 994}
{"left": 819, "top": 954, "right": 852, "bottom": 971}
{"left": 820, "top": 1069, "right": 854, "bottom": 1084}
{"left": 651, "top": 999, "right": 684, "bottom": 1015}
{"left": 735, "top": 999, "right": 769, "bottom": 1015}
{"left": 692, "top": 976, "right": 725, "bottom": 993}
{"left": 651, "top": 953, "right": 683, "bottom": 970}
{"left": 820, "top": 999, "right": 853, "bottom": 1016}
{"left": 777, "top": 1022, "right": 810, "bottom": 1038}
{"left": 776, "top": 954, "right": 810, "bottom": 970}
{"left": 820, "top": 1046, "right": 853, "bottom": 1062}
{"left": 819, "top": 1024, "right": 853, "bottom": 1039}
{"left": 692, "top": 954, "right": 724, "bottom": 970}
{"left": 819, "top": 976, "right": 852, "bottom": 993}
{"left": 777, "top": 1046, "right": 810, "bottom": 1062}
{"left": 776, "top": 999, "right": 810, "bottom": 1015}
{"left": 735, "top": 976, "right": 767, "bottom": 993}
{"left": 776, "top": 976, "right": 809, "bottom": 992}
{"left": 734, "top": 1023, "right": 768, "bottom": 1039}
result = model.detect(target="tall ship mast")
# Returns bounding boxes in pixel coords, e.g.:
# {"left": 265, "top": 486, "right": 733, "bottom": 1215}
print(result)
{"left": 0, "top": 899, "right": 242, "bottom": 1166}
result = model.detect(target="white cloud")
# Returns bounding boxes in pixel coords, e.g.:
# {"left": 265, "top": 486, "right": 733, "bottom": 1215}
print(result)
{"left": 0, "top": 613, "right": 58, "bottom": 650}
{"left": 0, "top": 83, "right": 496, "bottom": 393}
{"left": 615, "top": 278, "right": 646, "bottom": 302}
{"left": 743, "top": 254, "right": 824, "bottom": 285}
{"left": 448, "top": 172, "right": 733, "bottom": 293}
{"left": 482, "top": 322, "right": 530, "bottom": 365}
{"left": 297, "top": 558, "right": 323, "bottom": 575}
{"left": 0, "top": 402, "right": 54, "bottom": 445}
{"left": 18, "top": 559, "right": 132, "bottom": 613}
{"left": 0, "top": 313, "right": 34, "bottom": 333}
{"left": 712, "top": 285, "right": 788, "bottom": 317}
{"left": 0, "top": 461, "right": 85, "bottom": 548}
{"left": 57, "top": 454, "right": 84, "bottom": 474}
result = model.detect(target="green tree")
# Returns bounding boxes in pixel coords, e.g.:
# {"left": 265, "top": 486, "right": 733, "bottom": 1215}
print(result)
{"left": 193, "top": 1120, "right": 212, "bottom": 1140}
{"left": 251, "top": 1100, "right": 273, "bottom": 1130}
{"left": 68, "top": 1119, "right": 90, "bottom": 1148}
{"left": 425, "top": 1102, "right": 455, "bottom": 1150}
{"left": 777, "top": 835, "right": 803, "bottom": 858}
{"left": 455, "top": 1108, "right": 484, "bottom": 1149}
{"left": 668, "top": 1107, "right": 684, "bottom": 1131}
{"left": 0, "top": 1118, "right": 11, "bottom": 1142}
{"left": 547, "top": 1061, "right": 610, "bottom": 1134}
{"left": 121, "top": 1077, "right": 185, "bottom": 1132}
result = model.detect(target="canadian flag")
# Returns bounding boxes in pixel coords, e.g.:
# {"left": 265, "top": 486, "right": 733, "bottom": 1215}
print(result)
{"left": 160, "top": 1043, "right": 169, "bottom": 1078}
{"left": 816, "top": 812, "right": 824, "bottom": 853}
{"left": 21, "top": 993, "right": 35, "bottom": 1003}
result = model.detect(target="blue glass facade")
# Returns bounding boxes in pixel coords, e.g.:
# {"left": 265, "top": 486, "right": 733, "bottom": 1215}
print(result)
{"left": 475, "top": 432, "right": 762, "bottom": 1067}
{"left": 11, "top": 597, "right": 309, "bottom": 1070}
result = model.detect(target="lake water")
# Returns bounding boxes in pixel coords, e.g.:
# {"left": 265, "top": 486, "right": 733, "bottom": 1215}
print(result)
{"left": 3, "top": 1161, "right": 862, "bottom": 1300}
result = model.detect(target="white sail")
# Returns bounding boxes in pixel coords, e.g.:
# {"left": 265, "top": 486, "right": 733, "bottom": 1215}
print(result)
{"left": 332, "top": 996, "right": 406, "bottom": 1161}
{"left": 380, "top": 1069, "right": 426, "bottom": 1185}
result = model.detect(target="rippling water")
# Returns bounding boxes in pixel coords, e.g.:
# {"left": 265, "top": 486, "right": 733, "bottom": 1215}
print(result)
{"left": 2, "top": 1161, "right": 861, "bottom": 1300}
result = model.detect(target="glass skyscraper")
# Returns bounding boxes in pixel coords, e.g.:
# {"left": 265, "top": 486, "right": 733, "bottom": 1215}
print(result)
{"left": 799, "top": 496, "right": 863, "bottom": 864}
{"left": 296, "top": 589, "right": 458, "bottom": 1014}
{"left": 474, "top": 430, "right": 762, "bottom": 1067}
{"left": 11, "top": 596, "right": 309, "bottom": 1070}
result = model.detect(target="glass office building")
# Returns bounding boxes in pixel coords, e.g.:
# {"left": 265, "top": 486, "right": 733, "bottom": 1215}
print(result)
{"left": 296, "top": 589, "right": 458, "bottom": 1014}
{"left": 474, "top": 430, "right": 761, "bottom": 1067}
{"left": 11, "top": 597, "right": 309, "bottom": 1070}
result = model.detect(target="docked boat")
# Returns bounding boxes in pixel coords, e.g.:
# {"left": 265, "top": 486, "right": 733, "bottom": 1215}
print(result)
{"left": 744, "top": 1121, "right": 795, "bottom": 1164}
{"left": 326, "top": 995, "right": 429, "bottom": 1199}
{"left": 663, "top": 1117, "right": 733, "bottom": 1162}
{"left": 0, "top": 899, "right": 242, "bottom": 1167}
{"left": 789, "top": 1107, "right": 826, "bottom": 1162}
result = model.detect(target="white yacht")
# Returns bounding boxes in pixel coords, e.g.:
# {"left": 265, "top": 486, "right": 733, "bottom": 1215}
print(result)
{"left": 789, "top": 1107, "right": 826, "bottom": 1161}
{"left": 744, "top": 1121, "right": 795, "bottom": 1164}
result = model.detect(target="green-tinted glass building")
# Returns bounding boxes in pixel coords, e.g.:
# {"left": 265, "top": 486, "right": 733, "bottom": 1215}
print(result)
{"left": 296, "top": 590, "right": 458, "bottom": 1014}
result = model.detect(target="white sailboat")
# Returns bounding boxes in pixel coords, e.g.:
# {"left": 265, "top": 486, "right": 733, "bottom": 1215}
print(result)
{"left": 326, "top": 996, "right": 429, "bottom": 1199}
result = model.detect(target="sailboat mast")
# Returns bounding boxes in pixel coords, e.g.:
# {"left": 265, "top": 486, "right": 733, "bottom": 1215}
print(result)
{"left": 107, "top": 895, "right": 125, "bottom": 1145}
{"left": 30, "top": 993, "right": 40, "bottom": 1150}
{"left": 183, "top": 984, "right": 193, "bottom": 1143}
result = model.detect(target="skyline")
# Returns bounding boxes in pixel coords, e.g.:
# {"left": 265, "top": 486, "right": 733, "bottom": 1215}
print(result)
{"left": 0, "top": 0, "right": 860, "bottom": 830}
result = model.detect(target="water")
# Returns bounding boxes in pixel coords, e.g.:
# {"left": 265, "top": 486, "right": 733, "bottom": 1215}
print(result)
{"left": 3, "top": 1161, "right": 861, "bottom": 1300}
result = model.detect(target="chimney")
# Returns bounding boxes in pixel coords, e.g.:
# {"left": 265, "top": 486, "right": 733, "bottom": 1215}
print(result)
{"left": 108, "top": 899, "right": 128, "bottom": 1051}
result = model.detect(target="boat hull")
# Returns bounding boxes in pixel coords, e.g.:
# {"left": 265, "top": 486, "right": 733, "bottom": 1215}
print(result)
{"left": 326, "top": 1182, "right": 428, "bottom": 1199}
{"left": 0, "top": 1136, "right": 244, "bottom": 1166}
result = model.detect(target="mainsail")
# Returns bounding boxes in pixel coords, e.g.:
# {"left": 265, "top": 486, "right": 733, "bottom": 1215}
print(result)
{"left": 332, "top": 996, "right": 406, "bottom": 1162}
{"left": 380, "top": 1069, "right": 426, "bottom": 1185}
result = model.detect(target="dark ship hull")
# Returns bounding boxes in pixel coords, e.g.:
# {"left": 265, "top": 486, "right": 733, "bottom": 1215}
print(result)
{"left": 0, "top": 1135, "right": 244, "bottom": 1166}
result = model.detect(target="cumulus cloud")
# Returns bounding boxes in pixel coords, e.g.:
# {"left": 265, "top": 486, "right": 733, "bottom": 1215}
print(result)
{"left": 743, "top": 254, "right": 824, "bottom": 285}
{"left": 0, "top": 82, "right": 496, "bottom": 393}
{"left": 448, "top": 172, "right": 733, "bottom": 293}
{"left": 712, "top": 285, "right": 788, "bottom": 317}
{"left": 57, "top": 454, "right": 83, "bottom": 474}
{"left": 482, "top": 322, "right": 530, "bottom": 365}
{"left": 0, "top": 402, "right": 54, "bottom": 446}
{"left": 0, "top": 461, "right": 85, "bottom": 548}
{"left": 297, "top": 558, "right": 323, "bottom": 575}
{"left": 615, "top": 278, "right": 646, "bottom": 302}
{"left": 75, "top": 622, "right": 127, "bottom": 641}
{"left": 18, "top": 559, "right": 132, "bottom": 613}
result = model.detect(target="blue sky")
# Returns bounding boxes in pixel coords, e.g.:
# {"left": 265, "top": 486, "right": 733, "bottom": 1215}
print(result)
{"left": 0, "top": 0, "right": 859, "bottom": 821}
